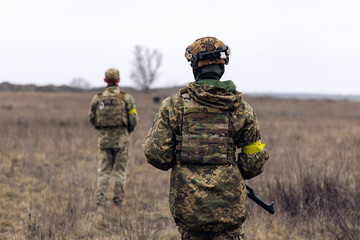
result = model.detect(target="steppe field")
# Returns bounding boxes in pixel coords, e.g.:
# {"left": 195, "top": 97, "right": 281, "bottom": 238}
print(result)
{"left": 0, "top": 89, "right": 359, "bottom": 240}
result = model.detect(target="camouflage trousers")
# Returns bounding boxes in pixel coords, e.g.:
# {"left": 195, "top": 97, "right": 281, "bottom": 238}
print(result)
{"left": 96, "top": 147, "right": 129, "bottom": 206}
{"left": 180, "top": 225, "right": 244, "bottom": 240}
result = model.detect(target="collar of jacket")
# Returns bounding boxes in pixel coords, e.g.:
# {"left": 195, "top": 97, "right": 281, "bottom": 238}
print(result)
{"left": 196, "top": 79, "right": 237, "bottom": 94}
{"left": 106, "top": 85, "right": 119, "bottom": 89}
{"left": 185, "top": 80, "right": 242, "bottom": 111}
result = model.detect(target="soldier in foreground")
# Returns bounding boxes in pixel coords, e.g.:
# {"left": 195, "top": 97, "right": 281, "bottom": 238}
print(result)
{"left": 143, "top": 37, "right": 269, "bottom": 239}
{"left": 88, "top": 68, "right": 138, "bottom": 211}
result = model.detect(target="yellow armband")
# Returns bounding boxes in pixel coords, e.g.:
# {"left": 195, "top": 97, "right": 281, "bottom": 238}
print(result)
{"left": 128, "top": 108, "right": 137, "bottom": 115}
{"left": 242, "top": 140, "right": 265, "bottom": 154}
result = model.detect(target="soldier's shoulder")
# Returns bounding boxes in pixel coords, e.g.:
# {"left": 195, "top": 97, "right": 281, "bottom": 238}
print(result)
{"left": 231, "top": 98, "right": 255, "bottom": 120}
{"left": 242, "top": 100, "right": 253, "bottom": 112}
{"left": 120, "top": 90, "right": 128, "bottom": 98}
{"left": 240, "top": 100, "right": 257, "bottom": 120}
{"left": 121, "top": 91, "right": 135, "bottom": 102}
{"left": 91, "top": 92, "right": 102, "bottom": 102}
{"left": 161, "top": 93, "right": 182, "bottom": 108}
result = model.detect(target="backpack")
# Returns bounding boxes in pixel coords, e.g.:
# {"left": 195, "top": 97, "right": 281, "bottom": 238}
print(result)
{"left": 96, "top": 88, "right": 125, "bottom": 128}
{"left": 176, "top": 93, "right": 235, "bottom": 164}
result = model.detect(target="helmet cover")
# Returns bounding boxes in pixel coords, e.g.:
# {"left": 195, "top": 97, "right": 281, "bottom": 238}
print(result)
{"left": 105, "top": 68, "right": 120, "bottom": 81}
{"left": 185, "top": 36, "right": 230, "bottom": 68}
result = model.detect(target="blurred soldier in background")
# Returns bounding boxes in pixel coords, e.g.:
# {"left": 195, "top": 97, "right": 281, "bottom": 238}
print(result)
{"left": 88, "top": 68, "right": 138, "bottom": 211}
{"left": 143, "top": 37, "right": 269, "bottom": 239}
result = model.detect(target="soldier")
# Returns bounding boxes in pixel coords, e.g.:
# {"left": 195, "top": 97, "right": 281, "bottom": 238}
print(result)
{"left": 143, "top": 37, "right": 269, "bottom": 239}
{"left": 88, "top": 68, "right": 138, "bottom": 211}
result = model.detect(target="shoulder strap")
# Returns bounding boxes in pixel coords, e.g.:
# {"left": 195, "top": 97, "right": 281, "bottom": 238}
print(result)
{"left": 117, "top": 92, "right": 125, "bottom": 101}
{"left": 97, "top": 92, "right": 103, "bottom": 103}
{"left": 103, "top": 88, "right": 124, "bottom": 102}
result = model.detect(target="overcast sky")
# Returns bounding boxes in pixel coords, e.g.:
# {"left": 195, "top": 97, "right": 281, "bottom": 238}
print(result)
{"left": 1, "top": 0, "right": 359, "bottom": 95}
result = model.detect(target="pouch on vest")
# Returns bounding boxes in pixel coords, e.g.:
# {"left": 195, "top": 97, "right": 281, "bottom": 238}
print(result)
{"left": 176, "top": 93, "right": 234, "bottom": 165}
{"left": 96, "top": 89, "right": 125, "bottom": 127}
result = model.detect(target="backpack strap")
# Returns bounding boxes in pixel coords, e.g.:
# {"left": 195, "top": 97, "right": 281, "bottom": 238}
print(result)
{"left": 116, "top": 91, "right": 125, "bottom": 102}
{"left": 97, "top": 92, "right": 103, "bottom": 103}
{"left": 105, "top": 88, "right": 125, "bottom": 102}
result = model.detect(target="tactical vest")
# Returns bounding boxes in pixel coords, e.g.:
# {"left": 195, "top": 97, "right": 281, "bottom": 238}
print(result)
{"left": 176, "top": 93, "right": 235, "bottom": 164}
{"left": 96, "top": 88, "right": 125, "bottom": 128}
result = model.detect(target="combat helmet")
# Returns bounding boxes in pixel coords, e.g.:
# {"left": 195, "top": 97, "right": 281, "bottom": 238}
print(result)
{"left": 105, "top": 68, "right": 120, "bottom": 81}
{"left": 185, "top": 36, "right": 231, "bottom": 68}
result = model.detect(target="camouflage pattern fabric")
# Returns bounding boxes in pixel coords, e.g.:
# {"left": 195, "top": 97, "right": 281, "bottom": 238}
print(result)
{"left": 88, "top": 86, "right": 138, "bottom": 149}
{"left": 238, "top": 151, "right": 269, "bottom": 180}
{"left": 185, "top": 36, "right": 230, "bottom": 68}
{"left": 143, "top": 79, "right": 269, "bottom": 233}
{"left": 179, "top": 93, "right": 234, "bottom": 165}
{"left": 95, "top": 88, "right": 125, "bottom": 128}
{"left": 88, "top": 85, "right": 138, "bottom": 206}
{"left": 180, "top": 225, "right": 245, "bottom": 240}
{"left": 96, "top": 147, "right": 129, "bottom": 206}
{"left": 105, "top": 68, "right": 120, "bottom": 80}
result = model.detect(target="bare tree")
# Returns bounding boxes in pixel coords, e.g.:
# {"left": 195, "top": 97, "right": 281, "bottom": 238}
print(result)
{"left": 130, "top": 45, "right": 162, "bottom": 92}
{"left": 69, "top": 78, "right": 90, "bottom": 89}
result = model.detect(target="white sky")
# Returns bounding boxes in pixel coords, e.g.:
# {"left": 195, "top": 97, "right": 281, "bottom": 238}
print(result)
{"left": 1, "top": 0, "right": 359, "bottom": 95}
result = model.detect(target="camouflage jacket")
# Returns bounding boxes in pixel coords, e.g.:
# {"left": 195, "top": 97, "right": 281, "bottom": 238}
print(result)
{"left": 143, "top": 79, "right": 268, "bottom": 232}
{"left": 88, "top": 86, "right": 138, "bottom": 149}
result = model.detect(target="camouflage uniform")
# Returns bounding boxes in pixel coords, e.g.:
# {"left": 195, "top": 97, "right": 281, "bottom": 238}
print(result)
{"left": 89, "top": 85, "right": 138, "bottom": 206}
{"left": 143, "top": 80, "right": 269, "bottom": 239}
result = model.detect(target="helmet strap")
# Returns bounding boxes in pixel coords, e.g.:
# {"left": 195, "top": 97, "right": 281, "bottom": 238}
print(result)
{"left": 193, "top": 64, "right": 225, "bottom": 81}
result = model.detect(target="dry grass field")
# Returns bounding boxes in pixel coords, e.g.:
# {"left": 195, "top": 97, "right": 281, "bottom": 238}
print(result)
{"left": 0, "top": 89, "right": 359, "bottom": 240}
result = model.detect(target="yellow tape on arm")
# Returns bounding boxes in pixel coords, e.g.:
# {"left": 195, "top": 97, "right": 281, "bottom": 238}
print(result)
{"left": 128, "top": 108, "right": 137, "bottom": 115}
{"left": 242, "top": 140, "right": 265, "bottom": 154}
